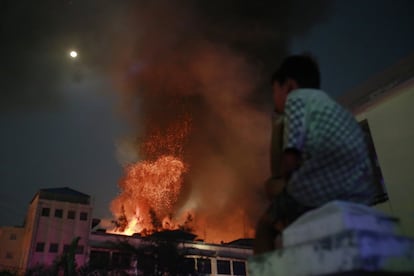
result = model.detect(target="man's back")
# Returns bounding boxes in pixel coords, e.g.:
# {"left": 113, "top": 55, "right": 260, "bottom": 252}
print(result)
{"left": 284, "top": 89, "right": 376, "bottom": 207}
{"left": 254, "top": 54, "right": 375, "bottom": 255}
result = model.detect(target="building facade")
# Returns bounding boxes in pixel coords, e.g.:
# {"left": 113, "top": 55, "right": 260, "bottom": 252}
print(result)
{"left": 17, "top": 187, "right": 93, "bottom": 273}
{"left": 340, "top": 53, "right": 414, "bottom": 237}
{"left": 88, "top": 231, "right": 251, "bottom": 275}
{"left": 0, "top": 226, "right": 24, "bottom": 271}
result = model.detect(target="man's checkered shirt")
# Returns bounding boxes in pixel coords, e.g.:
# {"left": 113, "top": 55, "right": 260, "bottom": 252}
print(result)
{"left": 283, "top": 89, "right": 375, "bottom": 207}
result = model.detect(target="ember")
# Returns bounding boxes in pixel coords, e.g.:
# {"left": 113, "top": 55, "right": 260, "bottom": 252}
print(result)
{"left": 109, "top": 116, "right": 194, "bottom": 236}
{"left": 109, "top": 155, "right": 188, "bottom": 236}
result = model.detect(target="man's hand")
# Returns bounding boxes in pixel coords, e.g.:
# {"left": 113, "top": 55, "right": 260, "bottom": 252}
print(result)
{"left": 282, "top": 148, "right": 302, "bottom": 179}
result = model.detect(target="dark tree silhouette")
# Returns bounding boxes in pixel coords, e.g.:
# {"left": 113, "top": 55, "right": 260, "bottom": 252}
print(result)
{"left": 113, "top": 236, "right": 195, "bottom": 276}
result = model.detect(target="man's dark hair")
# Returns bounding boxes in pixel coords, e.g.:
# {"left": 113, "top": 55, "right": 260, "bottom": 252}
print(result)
{"left": 271, "top": 55, "right": 320, "bottom": 89}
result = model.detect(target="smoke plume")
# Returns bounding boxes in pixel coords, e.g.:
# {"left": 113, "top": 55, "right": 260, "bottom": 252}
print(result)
{"left": 109, "top": 0, "right": 331, "bottom": 242}
{"left": 0, "top": 0, "right": 333, "bottom": 241}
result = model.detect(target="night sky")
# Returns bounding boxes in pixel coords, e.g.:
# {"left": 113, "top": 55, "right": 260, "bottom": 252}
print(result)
{"left": 1, "top": 0, "right": 414, "bottom": 230}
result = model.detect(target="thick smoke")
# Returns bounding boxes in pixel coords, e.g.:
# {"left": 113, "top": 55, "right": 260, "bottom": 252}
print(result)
{"left": 2, "top": 0, "right": 331, "bottom": 241}
{"left": 110, "top": 0, "right": 331, "bottom": 241}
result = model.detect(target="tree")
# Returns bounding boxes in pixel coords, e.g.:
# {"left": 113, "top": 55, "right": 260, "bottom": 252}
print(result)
{"left": 24, "top": 237, "right": 81, "bottom": 276}
{"left": 113, "top": 236, "right": 194, "bottom": 276}
{"left": 112, "top": 205, "right": 128, "bottom": 232}
{"left": 0, "top": 269, "right": 17, "bottom": 276}
{"left": 49, "top": 237, "right": 80, "bottom": 276}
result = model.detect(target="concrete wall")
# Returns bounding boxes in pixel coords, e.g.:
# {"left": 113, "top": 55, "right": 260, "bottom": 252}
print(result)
{"left": 19, "top": 196, "right": 40, "bottom": 272}
{"left": 355, "top": 79, "right": 414, "bottom": 237}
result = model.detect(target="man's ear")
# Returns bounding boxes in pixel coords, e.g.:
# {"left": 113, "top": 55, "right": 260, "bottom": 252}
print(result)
{"left": 286, "top": 78, "right": 299, "bottom": 92}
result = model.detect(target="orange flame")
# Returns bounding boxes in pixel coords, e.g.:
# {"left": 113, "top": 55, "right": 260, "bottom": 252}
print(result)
{"left": 109, "top": 155, "right": 188, "bottom": 235}
{"left": 108, "top": 112, "right": 256, "bottom": 242}
{"left": 109, "top": 116, "right": 194, "bottom": 236}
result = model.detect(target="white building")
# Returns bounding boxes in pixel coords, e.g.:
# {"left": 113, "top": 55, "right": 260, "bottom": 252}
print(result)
{"left": 17, "top": 187, "right": 93, "bottom": 273}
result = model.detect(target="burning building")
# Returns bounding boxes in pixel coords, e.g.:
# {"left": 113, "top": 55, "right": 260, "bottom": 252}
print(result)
{"left": 89, "top": 231, "right": 251, "bottom": 275}
{"left": 109, "top": 106, "right": 258, "bottom": 243}
{"left": 0, "top": 187, "right": 252, "bottom": 275}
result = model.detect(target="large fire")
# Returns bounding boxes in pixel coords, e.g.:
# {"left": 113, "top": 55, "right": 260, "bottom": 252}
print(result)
{"left": 109, "top": 117, "right": 196, "bottom": 237}
{"left": 109, "top": 155, "right": 190, "bottom": 236}
{"left": 108, "top": 39, "right": 266, "bottom": 242}
{"left": 108, "top": 112, "right": 256, "bottom": 242}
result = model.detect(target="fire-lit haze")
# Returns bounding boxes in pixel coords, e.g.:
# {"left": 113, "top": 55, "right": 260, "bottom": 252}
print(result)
{"left": 0, "top": 0, "right": 332, "bottom": 242}
{"left": 109, "top": 42, "right": 270, "bottom": 241}
{"left": 106, "top": 1, "right": 331, "bottom": 242}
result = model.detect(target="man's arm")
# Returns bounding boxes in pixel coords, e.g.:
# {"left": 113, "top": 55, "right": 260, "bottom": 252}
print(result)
{"left": 264, "top": 148, "right": 301, "bottom": 200}
{"left": 282, "top": 95, "right": 306, "bottom": 179}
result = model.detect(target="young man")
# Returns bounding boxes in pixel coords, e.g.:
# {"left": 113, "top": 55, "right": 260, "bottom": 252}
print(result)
{"left": 254, "top": 55, "right": 376, "bottom": 254}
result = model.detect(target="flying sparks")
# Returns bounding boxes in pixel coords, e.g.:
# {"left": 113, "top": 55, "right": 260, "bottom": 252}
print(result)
{"left": 110, "top": 155, "right": 188, "bottom": 235}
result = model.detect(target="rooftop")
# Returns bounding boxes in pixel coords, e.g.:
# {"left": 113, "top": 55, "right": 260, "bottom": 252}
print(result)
{"left": 31, "top": 187, "right": 90, "bottom": 205}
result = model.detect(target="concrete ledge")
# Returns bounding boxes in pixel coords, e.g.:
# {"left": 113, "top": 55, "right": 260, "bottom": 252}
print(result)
{"left": 248, "top": 229, "right": 414, "bottom": 276}
{"left": 283, "top": 201, "right": 400, "bottom": 247}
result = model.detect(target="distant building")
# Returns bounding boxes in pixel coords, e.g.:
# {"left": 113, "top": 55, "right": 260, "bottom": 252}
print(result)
{"left": 0, "top": 226, "right": 24, "bottom": 271}
{"left": 17, "top": 187, "right": 93, "bottom": 273}
{"left": 89, "top": 231, "right": 251, "bottom": 275}
{"left": 0, "top": 187, "right": 252, "bottom": 275}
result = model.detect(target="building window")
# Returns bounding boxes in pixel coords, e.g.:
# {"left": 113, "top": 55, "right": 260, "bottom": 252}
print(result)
{"left": 49, "top": 243, "right": 59, "bottom": 253}
{"left": 41, "top": 208, "right": 50, "bottom": 217}
{"left": 90, "top": 250, "right": 110, "bottom": 269}
{"left": 5, "top": 252, "right": 13, "bottom": 259}
{"left": 63, "top": 244, "right": 70, "bottom": 253}
{"left": 80, "top": 212, "right": 88, "bottom": 221}
{"left": 217, "top": 259, "right": 231, "bottom": 275}
{"left": 182, "top": 258, "right": 196, "bottom": 274}
{"left": 75, "top": 245, "right": 84, "bottom": 255}
{"left": 359, "top": 119, "right": 388, "bottom": 204}
{"left": 63, "top": 244, "right": 83, "bottom": 254}
{"left": 35, "top": 242, "right": 45, "bottom": 252}
{"left": 67, "top": 210, "right": 76, "bottom": 220}
{"left": 54, "top": 209, "right": 63, "bottom": 218}
{"left": 233, "top": 261, "right": 247, "bottom": 276}
{"left": 9, "top": 233, "right": 17, "bottom": 240}
{"left": 197, "top": 258, "right": 211, "bottom": 274}
{"left": 112, "top": 252, "right": 131, "bottom": 268}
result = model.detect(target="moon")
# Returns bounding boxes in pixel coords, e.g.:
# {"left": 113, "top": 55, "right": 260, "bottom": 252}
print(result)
{"left": 69, "top": 50, "right": 78, "bottom": 58}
